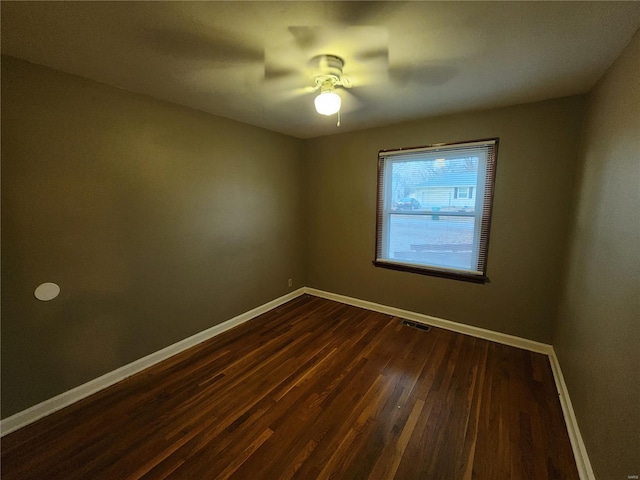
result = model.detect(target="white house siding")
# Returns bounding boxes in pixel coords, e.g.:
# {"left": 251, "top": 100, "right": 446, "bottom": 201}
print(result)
{"left": 414, "top": 187, "right": 474, "bottom": 210}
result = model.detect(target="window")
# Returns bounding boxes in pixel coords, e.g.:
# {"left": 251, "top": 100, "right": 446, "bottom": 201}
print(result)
{"left": 374, "top": 139, "right": 498, "bottom": 283}
{"left": 454, "top": 187, "right": 473, "bottom": 199}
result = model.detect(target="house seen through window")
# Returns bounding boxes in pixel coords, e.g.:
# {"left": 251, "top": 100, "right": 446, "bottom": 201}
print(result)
{"left": 374, "top": 139, "right": 498, "bottom": 282}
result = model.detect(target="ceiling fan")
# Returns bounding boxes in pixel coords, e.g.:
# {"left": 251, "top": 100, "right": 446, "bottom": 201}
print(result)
{"left": 263, "top": 52, "right": 362, "bottom": 125}
{"left": 307, "top": 54, "right": 353, "bottom": 118}
{"left": 272, "top": 47, "right": 456, "bottom": 126}
{"left": 142, "top": 8, "right": 455, "bottom": 124}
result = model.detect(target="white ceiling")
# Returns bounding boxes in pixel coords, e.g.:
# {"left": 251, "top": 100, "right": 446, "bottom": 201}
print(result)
{"left": 2, "top": 1, "right": 640, "bottom": 139}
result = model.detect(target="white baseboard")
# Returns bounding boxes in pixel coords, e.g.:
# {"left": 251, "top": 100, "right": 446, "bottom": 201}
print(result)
{"left": 304, "top": 287, "right": 553, "bottom": 355}
{"left": 0, "top": 288, "right": 306, "bottom": 437}
{"left": 548, "top": 348, "right": 596, "bottom": 480}
{"left": 304, "top": 287, "right": 594, "bottom": 480}
{"left": 1, "top": 286, "right": 594, "bottom": 480}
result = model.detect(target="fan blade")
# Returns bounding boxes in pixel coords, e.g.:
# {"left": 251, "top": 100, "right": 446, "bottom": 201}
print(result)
{"left": 264, "top": 41, "right": 312, "bottom": 84}
{"left": 263, "top": 65, "right": 311, "bottom": 93}
{"left": 261, "top": 66, "right": 314, "bottom": 95}
{"left": 389, "top": 63, "right": 458, "bottom": 87}
{"left": 332, "top": 1, "right": 406, "bottom": 25}
{"left": 339, "top": 88, "right": 364, "bottom": 113}
{"left": 278, "top": 85, "right": 318, "bottom": 102}
{"left": 354, "top": 47, "right": 388, "bottom": 63}
{"left": 141, "top": 27, "right": 263, "bottom": 64}
{"left": 264, "top": 66, "right": 300, "bottom": 81}
{"left": 262, "top": 82, "right": 318, "bottom": 105}
{"left": 287, "top": 26, "right": 323, "bottom": 51}
{"left": 340, "top": 62, "right": 390, "bottom": 89}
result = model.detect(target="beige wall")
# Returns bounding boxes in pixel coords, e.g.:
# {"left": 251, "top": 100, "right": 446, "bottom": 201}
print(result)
{"left": 1, "top": 56, "right": 306, "bottom": 417}
{"left": 554, "top": 32, "right": 640, "bottom": 479}
{"left": 305, "top": 96, "right": 585, "bottom": 343}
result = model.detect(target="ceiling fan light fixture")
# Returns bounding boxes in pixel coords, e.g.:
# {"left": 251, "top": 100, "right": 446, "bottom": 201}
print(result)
{"left": 314, "top": 90, "right": 341, "bottom": 115}
{"left": 314, "top": 89, "right": 341, "bottom": 116}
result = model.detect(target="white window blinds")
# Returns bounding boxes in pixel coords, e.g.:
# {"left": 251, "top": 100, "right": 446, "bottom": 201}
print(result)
{"left": 374, "top": 139, "right": 498, "bottom": 282}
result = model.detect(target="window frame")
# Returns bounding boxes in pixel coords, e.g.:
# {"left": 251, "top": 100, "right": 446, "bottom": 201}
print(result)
{"left": 373, "top": 138, "right": 499, "bottom": 283}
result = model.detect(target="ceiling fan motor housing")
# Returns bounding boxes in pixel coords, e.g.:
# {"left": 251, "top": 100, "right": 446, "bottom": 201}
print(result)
{"left": 311, "top": 54, "right": 347, "bottom": 87}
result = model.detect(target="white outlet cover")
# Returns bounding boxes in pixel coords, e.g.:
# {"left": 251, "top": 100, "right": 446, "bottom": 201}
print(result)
{"left": 34, "top": 282, "right": 61, "bottom": 301}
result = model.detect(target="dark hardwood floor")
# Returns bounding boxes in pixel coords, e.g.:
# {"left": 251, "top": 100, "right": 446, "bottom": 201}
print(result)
{"left": 1, "top": 295, "right": 579, "bottom": 479}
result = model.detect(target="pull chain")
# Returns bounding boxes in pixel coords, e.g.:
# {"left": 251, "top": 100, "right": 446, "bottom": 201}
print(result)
{"left": 337, "top": 110, "right": 341, "bottom": 127}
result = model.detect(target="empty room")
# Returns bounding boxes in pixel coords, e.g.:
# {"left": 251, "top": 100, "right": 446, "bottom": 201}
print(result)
{"left": 1, "top": 2, "right": 638, "bottom": 479}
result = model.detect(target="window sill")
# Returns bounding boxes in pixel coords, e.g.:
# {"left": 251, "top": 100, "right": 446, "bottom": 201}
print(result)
{"left": 372, "top": 260, "right": 489, "bottom": 284}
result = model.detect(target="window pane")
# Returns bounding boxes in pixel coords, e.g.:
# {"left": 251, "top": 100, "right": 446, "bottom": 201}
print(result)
{"left": 387, "top": 214, "right": 475, "bottom": 270}
{"left": 390, "top": 157, "right": 479, "bottom": 212}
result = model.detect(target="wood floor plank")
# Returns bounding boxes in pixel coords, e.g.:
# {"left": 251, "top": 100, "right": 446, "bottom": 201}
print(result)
{"left": 1, "top": 295, "right": 580, "bottom": 480}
